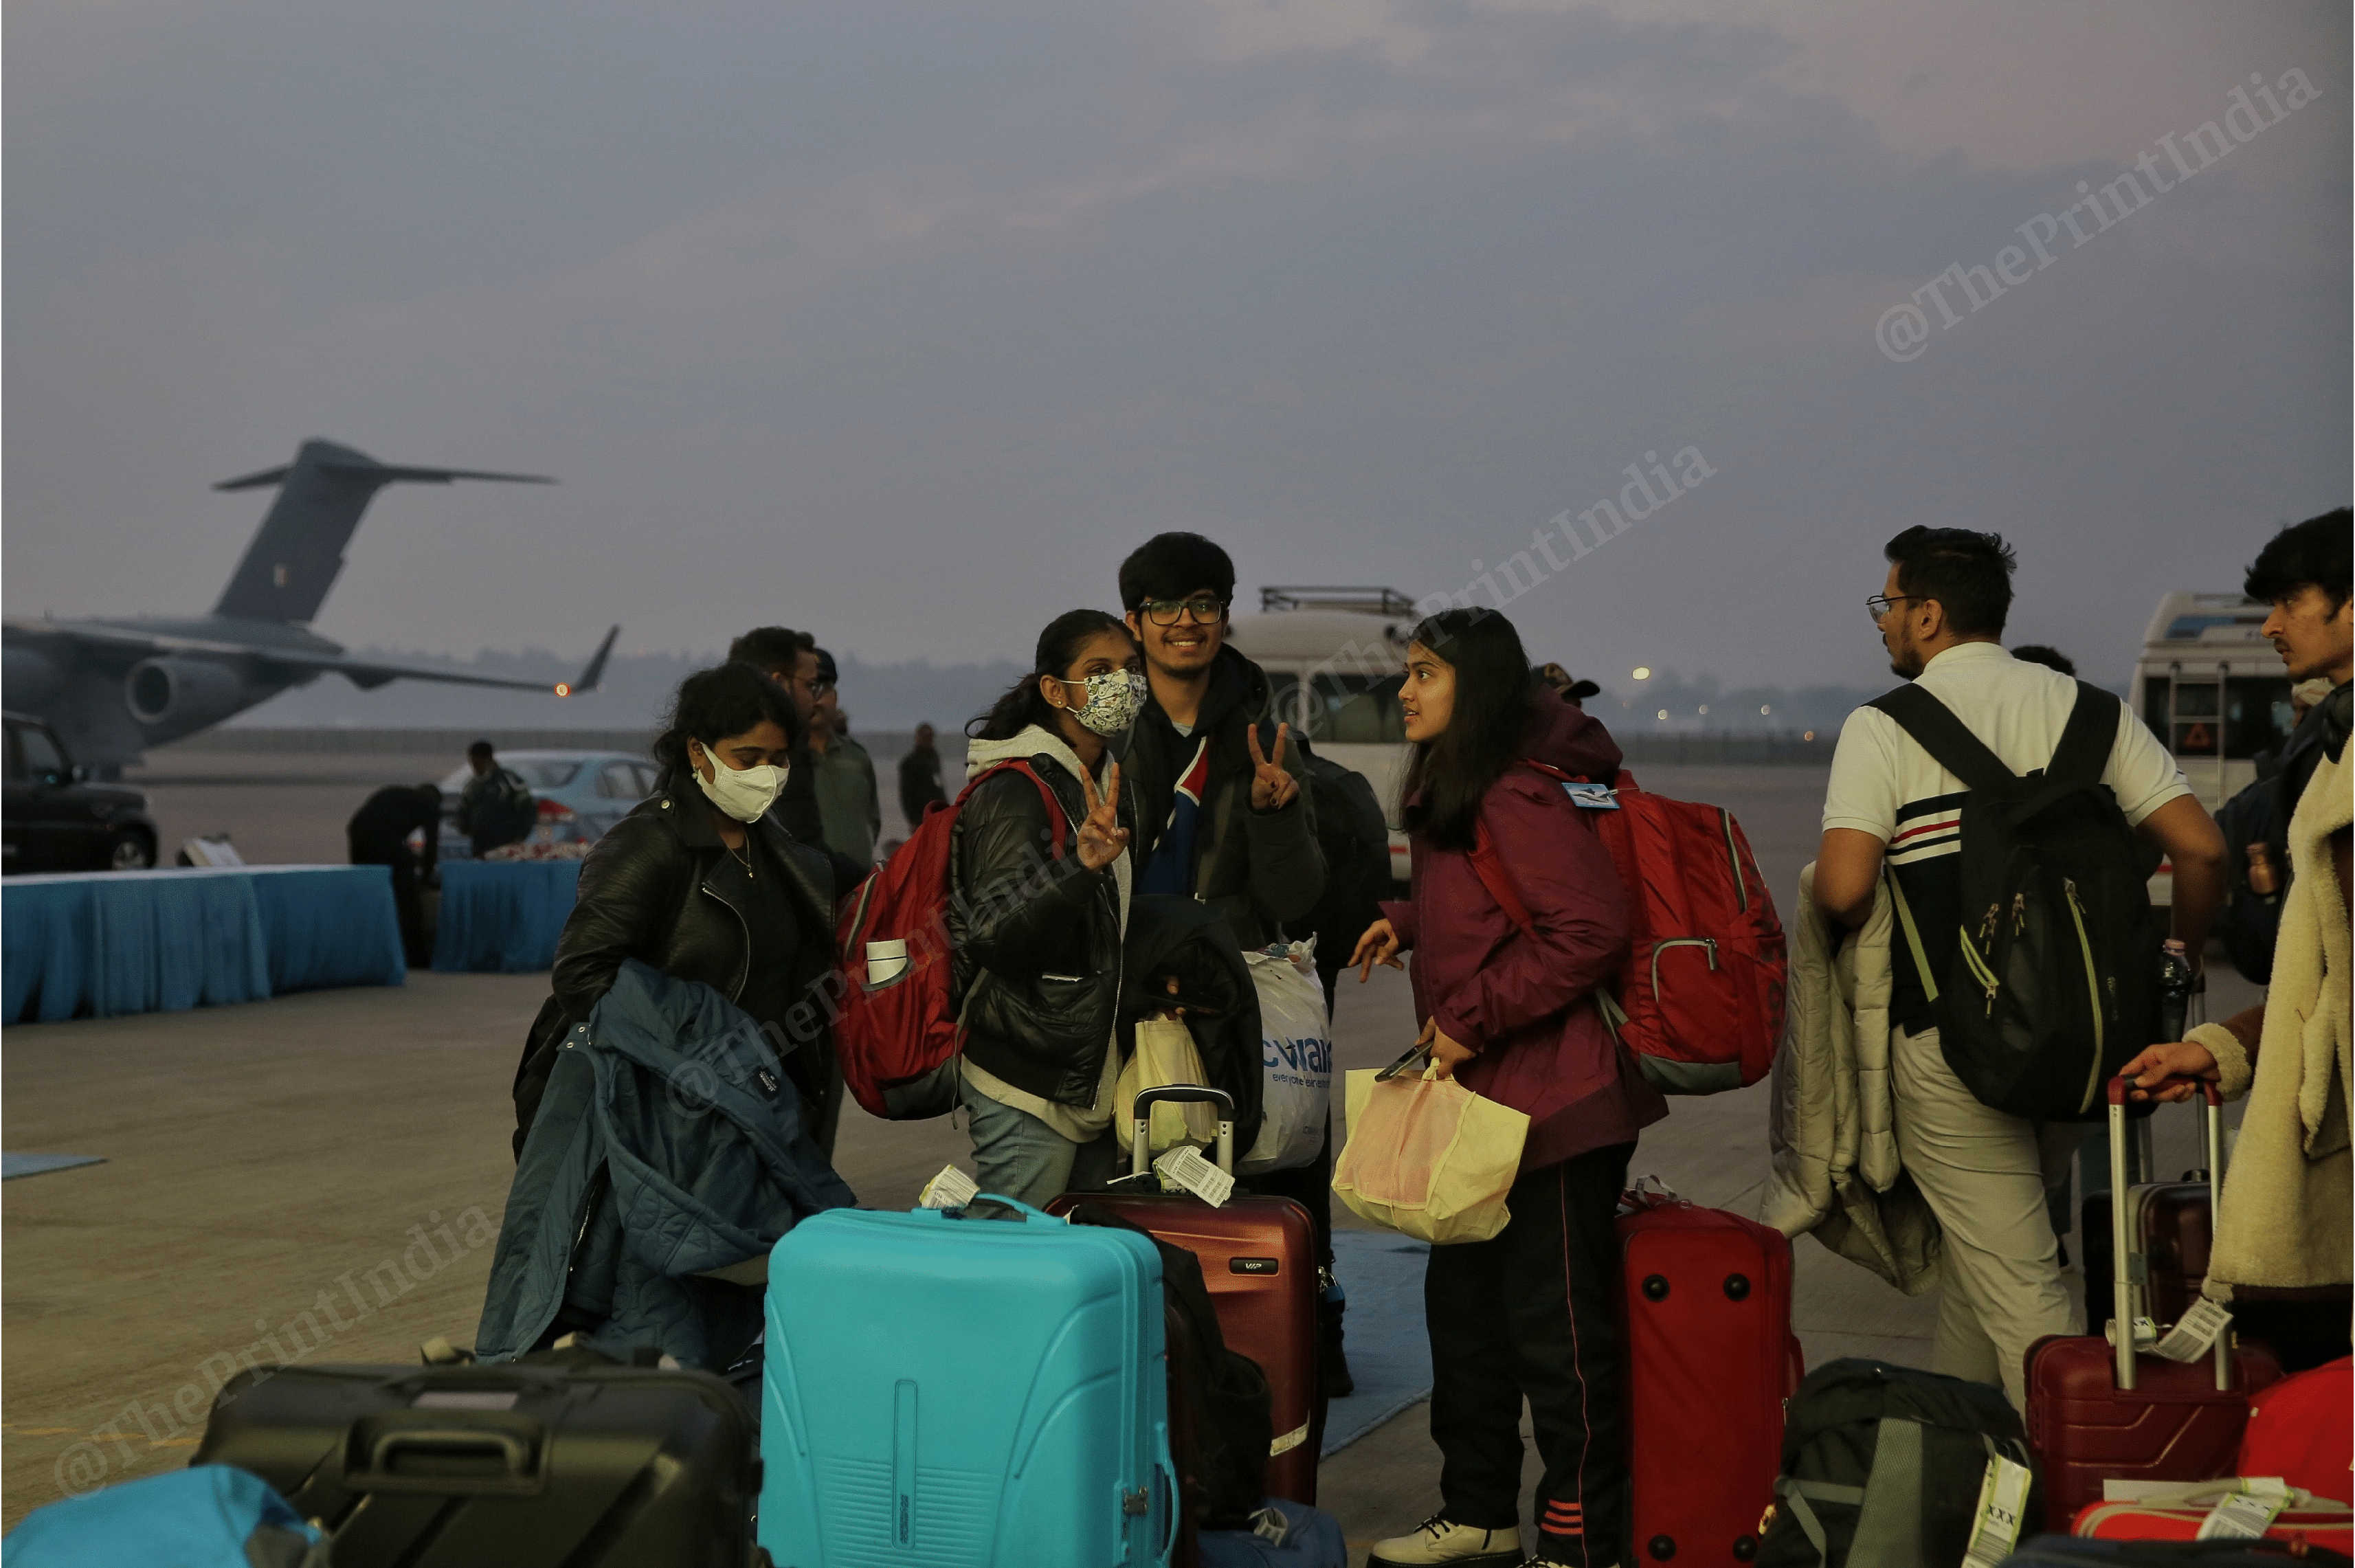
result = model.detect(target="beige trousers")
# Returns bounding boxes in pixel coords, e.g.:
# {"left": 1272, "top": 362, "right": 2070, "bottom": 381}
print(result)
{"left": 1890, "top": 1023, "right": 2077, "bottom": 1408}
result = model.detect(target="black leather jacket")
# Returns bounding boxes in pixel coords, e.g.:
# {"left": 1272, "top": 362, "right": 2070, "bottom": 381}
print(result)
{"left": 511, "top": 777, "right": 836, "bottom": 1153}
{"left": 948, "top": 745, "right": 1133, "bottom": 1108}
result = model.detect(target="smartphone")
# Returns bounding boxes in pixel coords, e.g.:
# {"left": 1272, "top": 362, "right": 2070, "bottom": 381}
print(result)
{"left": 1374, "top": 1043, "right": 1429, "bottom": 1082}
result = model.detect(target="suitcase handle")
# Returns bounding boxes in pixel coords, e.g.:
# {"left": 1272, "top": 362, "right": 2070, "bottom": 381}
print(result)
{"left": 343, "top": 1419, "right": 546, "bottom": 1494}
{"left": 933, "top": 1194, "right": 1067, "bottom": 1226}
{"left": 2103, "top": 1074, "right": 2229, "bottom": 1394}
{"left": 1154, "top": 1457, "right": 1176, "bottom": 1557}
{"left": 2104, "top": 1074, "right": 2222, "bottom": 1108}
{"left": 1129, "top": 1086, "right": 1237, "bottom": 1179}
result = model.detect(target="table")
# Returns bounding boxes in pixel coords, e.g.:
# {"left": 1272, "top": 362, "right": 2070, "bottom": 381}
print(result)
{"left": 3, "top": 865, "right": 407, "bottom": 1024}
{"left": 431, "top": 860, "right": 582, "bottom": 974}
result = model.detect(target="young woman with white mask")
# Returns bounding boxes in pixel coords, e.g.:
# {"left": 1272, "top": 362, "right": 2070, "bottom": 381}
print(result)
{"left": 512, "top": 662, "right": 847, "bottom": 1158}
{"left": 949, "top": 609, "right": 1146, "bottom": 1207}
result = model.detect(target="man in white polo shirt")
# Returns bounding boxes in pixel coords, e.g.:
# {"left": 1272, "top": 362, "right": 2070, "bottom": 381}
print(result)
{"left": 1813, "top": 526, "right": 2226, "bottom": 1407}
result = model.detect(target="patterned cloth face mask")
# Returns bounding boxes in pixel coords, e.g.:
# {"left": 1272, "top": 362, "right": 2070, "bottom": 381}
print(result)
{"left": 1058, "top": 669, "right": 1148, "bottom": 737}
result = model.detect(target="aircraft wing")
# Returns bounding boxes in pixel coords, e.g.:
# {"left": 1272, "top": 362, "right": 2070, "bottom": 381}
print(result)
{"left": 268, "top": 626, "right": 624, "bottom": 695}
{"left": 23, "top": 620, "right": 621, "bottom": 695}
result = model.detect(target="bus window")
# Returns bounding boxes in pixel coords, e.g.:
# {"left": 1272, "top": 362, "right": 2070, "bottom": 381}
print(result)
{"left": 1310, "top": 673, "right": 1407, "bottom": 743}
{"left": 1266, "top": 672, "right": 1306, "bottom": 729}
{"left": 2141, "top": 675, "right": 2293, "bottom": 759}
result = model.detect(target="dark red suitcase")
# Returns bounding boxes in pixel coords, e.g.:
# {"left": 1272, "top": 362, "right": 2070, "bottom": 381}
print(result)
{"left": 1050, "top": 1086, "right": 1321, "bottom": 1506}
{"left": 2081, "top": 1172, "right": 2216, "bottom": 1339}
{"left": 1616, "top": 1180, "right": 1802, "bottom": 1566}
{"left": 2026, "top": 1077, "right": 2284, "bottom": 1532}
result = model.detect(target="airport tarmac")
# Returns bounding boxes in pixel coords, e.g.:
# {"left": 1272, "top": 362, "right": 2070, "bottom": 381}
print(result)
{"left": 6, "top": 757, "right": 2247, "bottom": 1551}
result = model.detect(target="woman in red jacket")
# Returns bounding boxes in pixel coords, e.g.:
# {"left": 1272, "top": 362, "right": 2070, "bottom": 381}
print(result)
{"left": 1354, "top": 608, "right": 1666, "bottom": 1568}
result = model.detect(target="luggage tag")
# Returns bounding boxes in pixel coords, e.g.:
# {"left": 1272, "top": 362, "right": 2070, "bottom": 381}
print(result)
{"left": 2198, "top": 1481, "right": 2291, "bottom": 1540}
{"left": 1558, "top": 781, "right": 1619, "bottom": 810}
{"left": 1959, "top": 1453, "right": 2033, "bottom": 1568}
{"left": 1154, "top": 1145, "right": 1234, "bottom": 1207}
{"left": 2148, "top": 1297, "right": 2234, "bottom": 1362}
{"left": 918, "top": 1164, "right": 979, "bottom": 1209}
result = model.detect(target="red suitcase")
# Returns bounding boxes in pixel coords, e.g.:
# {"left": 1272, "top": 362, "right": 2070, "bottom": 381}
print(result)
{"left": 1050, "top": 1086, "right": 1322, "bottom": 1507}
{"left": 2068, "top": 1485, "right": 2352, "bottom": 1547}
{"left": 1616, "top": 1180, "right": 1803, "bottom": 1566}
{"left": 2025, "top": 1077, "right": 2285, "bottom": 1532}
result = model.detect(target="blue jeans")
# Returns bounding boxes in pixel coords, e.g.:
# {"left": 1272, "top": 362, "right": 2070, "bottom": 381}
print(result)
{"left": 960, "top": 1077, "right": 1119, "bottom": 1212}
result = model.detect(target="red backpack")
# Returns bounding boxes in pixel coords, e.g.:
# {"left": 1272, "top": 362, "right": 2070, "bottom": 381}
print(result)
{"left": 1470, "top": 764, "right": 1786, "bottom": 1095}
{"left": 831, "top": 761, "right": 1067, "bottom": 1119}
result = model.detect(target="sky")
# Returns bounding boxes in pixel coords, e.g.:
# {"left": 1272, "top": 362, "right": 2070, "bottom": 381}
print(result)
{"left": 7, "top": 0, "right": 2348, "bottom": 708}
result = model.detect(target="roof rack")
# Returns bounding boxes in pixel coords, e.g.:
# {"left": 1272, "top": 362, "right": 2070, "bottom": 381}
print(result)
{"left": 1258, "top": 586, "right": 1419, "bottom": 615}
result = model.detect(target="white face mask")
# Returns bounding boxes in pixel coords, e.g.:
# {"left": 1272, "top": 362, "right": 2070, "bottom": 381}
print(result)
{"left": 691, "top": 741, "right": 786, "bottom": 823}
{"left": 1053, "top": 668, "right": 1148, "bottom": 737}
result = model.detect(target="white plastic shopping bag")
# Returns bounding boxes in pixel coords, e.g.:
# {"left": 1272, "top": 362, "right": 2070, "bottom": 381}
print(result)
{"left": 1237, "top": 940, "right": 1335, "bottom": 1174}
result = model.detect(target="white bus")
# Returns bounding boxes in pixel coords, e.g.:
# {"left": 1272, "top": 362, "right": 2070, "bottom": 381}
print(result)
{"left": 2131, "top": 590, "right": 2295, "bottom": 816}
{"left": 1225, "top": 587, "right": 1420, "bottom": 889}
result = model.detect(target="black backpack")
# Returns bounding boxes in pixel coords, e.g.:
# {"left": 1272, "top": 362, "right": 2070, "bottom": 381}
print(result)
{"left": 1290, "top": 737, "right": 1394, "bottom": 966}
{"left": 1065, "top": 1202, "right": 1273, "bottom": 1531}
{"left": 1761, "top": 1358, "right": 2040, "bottom": 1568}
{"left": 1868, "top": 682, "right": 2163, "bottom": 1121}
{"left": 2214, "top": 701, "right": 2334, "bottom": 985}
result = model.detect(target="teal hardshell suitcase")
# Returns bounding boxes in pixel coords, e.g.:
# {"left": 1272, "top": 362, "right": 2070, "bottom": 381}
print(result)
{"left": 759, "top": 1195, "right": 1175, "bottom": 1568}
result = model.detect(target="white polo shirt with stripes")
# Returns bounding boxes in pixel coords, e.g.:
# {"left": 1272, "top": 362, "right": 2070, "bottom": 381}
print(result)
{"left": 1820, "top": 640, "right": 2191, "bottom": 1033}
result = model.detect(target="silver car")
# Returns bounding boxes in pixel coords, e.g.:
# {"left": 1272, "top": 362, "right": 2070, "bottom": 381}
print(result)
{"left": 437, "top": 750, "right": 659, "bottom": 858}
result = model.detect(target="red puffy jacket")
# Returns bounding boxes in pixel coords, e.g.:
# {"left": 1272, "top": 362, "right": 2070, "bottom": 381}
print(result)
{"left": 1380, "top": 694, "right": 1668, "bottom": 1170}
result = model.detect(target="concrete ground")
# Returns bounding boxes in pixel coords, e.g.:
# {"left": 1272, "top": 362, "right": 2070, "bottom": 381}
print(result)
{"left": 5, "top": 759, "right": 2250, "bottom": 1553}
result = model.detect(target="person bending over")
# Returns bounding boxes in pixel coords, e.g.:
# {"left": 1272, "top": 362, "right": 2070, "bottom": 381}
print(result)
{"left": 510, "top": 663, "right": 843, "bottom": 1158}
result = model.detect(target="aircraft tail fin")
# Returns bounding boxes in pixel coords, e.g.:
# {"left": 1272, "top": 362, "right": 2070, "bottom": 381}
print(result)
{"left": 560, "top": 625, "right": 621, "bottom": 697}
{"left": 209, "top": 438, "right": 554, "bottom": 624}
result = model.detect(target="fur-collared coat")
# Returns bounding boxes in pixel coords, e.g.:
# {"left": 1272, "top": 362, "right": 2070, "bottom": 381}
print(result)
{"left": 2189, "top": 747, "right": 2352, "bottom": 1296}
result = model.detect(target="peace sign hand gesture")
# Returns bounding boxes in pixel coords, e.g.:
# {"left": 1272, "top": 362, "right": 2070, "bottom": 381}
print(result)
{"left": 1075, "top": 761, "right": 1131, "bottom": 871}
{"left": 1247, "top": 721, "right": 1299, "bottom": 812}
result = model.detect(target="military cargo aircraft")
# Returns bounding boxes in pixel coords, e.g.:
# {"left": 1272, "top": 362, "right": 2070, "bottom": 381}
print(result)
{"left": 2, "top": 439, "right": 618, "bottom": 774}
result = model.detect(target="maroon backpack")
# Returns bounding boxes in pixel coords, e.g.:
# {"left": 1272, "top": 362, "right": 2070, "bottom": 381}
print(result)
{"left": 831, "top": 761, "right": 1066, "bottom": 1119}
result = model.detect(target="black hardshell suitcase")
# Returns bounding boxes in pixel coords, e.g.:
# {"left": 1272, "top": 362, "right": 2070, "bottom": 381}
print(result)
{"left": 192, "top": 1361, "right": 761, "bottom": 1566}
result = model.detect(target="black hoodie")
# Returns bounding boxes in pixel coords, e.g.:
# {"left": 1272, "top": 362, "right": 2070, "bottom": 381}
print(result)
{"left": 1120, "top": 644, "right": 1325, "bottom": 950}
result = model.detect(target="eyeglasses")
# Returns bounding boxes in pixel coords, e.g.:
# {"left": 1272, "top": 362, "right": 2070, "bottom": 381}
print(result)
{"left": 1866, "top": 594, "right": 1923, "bottom": 625}
{"left": 1141, "top": 596, "right": 1229, "bottom": 627}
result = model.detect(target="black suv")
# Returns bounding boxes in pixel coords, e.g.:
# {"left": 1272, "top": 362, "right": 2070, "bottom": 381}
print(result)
{"left": 3, "top": 712, "right": 159, "bottom": 873}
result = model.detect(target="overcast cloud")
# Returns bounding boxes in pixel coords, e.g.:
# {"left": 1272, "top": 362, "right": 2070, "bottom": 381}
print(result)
{"left": 7, "top": 0, "right": 2347, "bottom": 699}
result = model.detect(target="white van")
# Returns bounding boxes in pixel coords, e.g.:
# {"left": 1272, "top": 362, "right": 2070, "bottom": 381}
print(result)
{"left": 1223, "top": 588, "right": 1419, "bottom": 889}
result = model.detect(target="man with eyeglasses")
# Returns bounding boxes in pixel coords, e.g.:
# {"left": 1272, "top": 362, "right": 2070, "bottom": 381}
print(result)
{"left": 1117, "top": 531, "right": 1341, "bottom": 1399}
{"left": 805, "top": 647, "right": 881, "bottom": 869}
{"left": 726, "top": 625, "right": 864, "bottom": 880}
{"left": 1119, "top": 532, "right": 1324, "bottom": 939}
{"left": 1811, "top": 526, "right": 2224, "bottom": 1408}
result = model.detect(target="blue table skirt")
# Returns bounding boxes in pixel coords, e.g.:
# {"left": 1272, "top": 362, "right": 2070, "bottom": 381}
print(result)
{"left": 432, "top": 860, "right": 582, "bottom": 974}
{"left": 3, "top": 866, "right": 406, "bottom": 1024}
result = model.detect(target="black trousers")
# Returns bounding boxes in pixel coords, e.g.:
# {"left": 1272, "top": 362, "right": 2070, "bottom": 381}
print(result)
{"left": 1425, "top": 1143, "right": 1633, "bottom": 1567}
{"left": 349, "top": 833, "right": 430, "bottom": 968}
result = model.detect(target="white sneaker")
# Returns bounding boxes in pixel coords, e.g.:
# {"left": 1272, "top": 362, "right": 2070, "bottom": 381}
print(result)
{"left": 1368, "top": 1514, "right": 1524, "bottom": 1567}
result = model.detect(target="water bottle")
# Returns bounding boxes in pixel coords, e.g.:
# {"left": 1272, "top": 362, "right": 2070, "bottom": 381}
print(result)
{"left": 2157, "top": 938, "right": 2195, "bottom": 1044}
